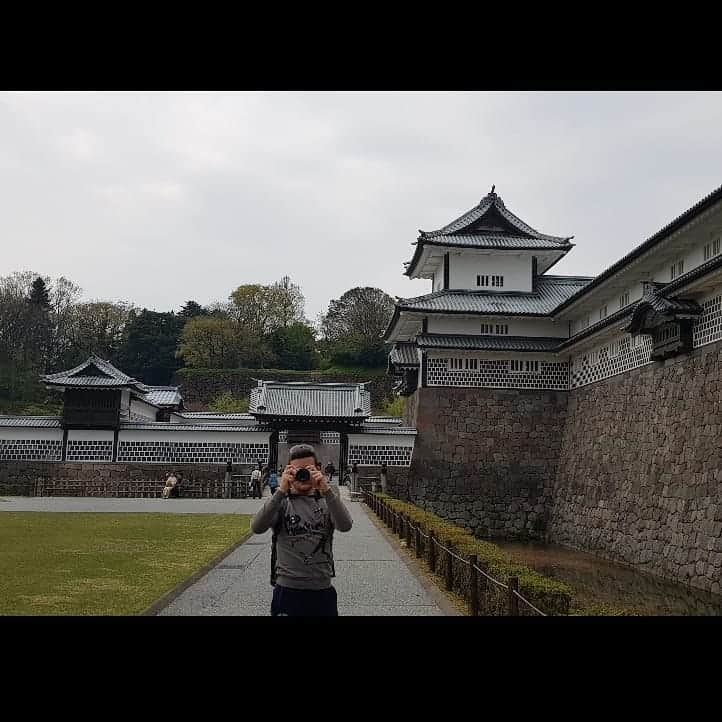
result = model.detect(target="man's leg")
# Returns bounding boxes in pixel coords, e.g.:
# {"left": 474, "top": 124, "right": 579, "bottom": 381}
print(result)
{"left": 271, "top": 585, "right": 293, "bottom": 616}
{"left": 271, "top": 586, "right": 338, "bottom": 617}
{"left": 317, "top": 586, "right": 339, "bottom": 616}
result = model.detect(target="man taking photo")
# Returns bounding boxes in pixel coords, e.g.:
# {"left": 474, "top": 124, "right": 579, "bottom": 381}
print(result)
{"left": 251, "top": 444, "right": 353, "bottom": 616}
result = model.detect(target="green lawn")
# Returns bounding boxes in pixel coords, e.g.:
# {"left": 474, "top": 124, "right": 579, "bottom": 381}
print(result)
{"left": 0, "top": 512, "right": 252, "bottom": 615}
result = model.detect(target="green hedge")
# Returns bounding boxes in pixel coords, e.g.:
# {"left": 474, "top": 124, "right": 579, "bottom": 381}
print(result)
{"left": 373, "top": 492, "right": 572, "bottom": 616}
{"left": 175, "top": 367, "right": 396, "bottom": 412}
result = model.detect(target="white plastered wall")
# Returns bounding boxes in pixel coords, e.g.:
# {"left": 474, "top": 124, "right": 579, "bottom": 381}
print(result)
{"left": 347, "top": 432, "right": 415, "bottom": 467}
{"left": 67, "top": 429, "right": 114, "bottom": 442}
{"left": 427, "top": 315, "right": 567, "bottom": 337}
{"left": 449, "top": 252, "right": 532, "bottom": 292}
{"left": 0, "top": 427, "right": 63, "bottom": 442}
{"left": 129, "top": 397, "right": 158, "bottom": 421}
{"left": 118, "top": 429, "right": 270, "bottom": 445}
{"left": 347, "top": 433, "right": 415, "bottom": 448}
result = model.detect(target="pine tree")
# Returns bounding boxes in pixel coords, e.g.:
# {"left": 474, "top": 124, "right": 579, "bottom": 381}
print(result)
{"left": 179, "top": 300, "right": 208, "bottom": 319}
{"left": 28, "top": 277, "right": 51, "bottom": 308}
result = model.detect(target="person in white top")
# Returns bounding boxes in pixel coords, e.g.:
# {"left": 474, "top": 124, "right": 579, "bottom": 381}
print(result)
{"left": 250, "top": 464, "right": 262, "bottom": 499}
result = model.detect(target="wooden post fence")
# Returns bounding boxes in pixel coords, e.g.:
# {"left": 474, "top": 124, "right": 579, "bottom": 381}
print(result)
{"left": 428, "top": 530, "right": 436, "bottom": 572}
{"left": 364, "top": 495, "right": 542, "bottom": 618}
{"left": 445, "top": 542, "right": 454, "bottom": 591}
{"left": 508, "top": 576, "right": 519, "bottom": 616}
{"left": 469, "top": 554, "right": 478, "bottom": 617}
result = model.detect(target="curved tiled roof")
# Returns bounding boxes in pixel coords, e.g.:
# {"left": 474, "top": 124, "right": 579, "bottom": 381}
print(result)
{"left": 177, "top": 412, "right": 256, "bottom": 420}
{"left": 405, "top": 189, "right": 573, "bottom": 276}
{"left": 43, "top": 354, "right": 146, "bottom": 391}
{"left": 416, "top": 334, "right": 563, "bottom": 352}
{"left": 427, "top": 190, "right": 570, "bottom": 242}
{"left": 413, "top": 234, "right": 570, "bottom": 251}
{"left": 120, "top": 422, "right": 267, "bottom": 432}
{"left": 357, "top": 426, "right": 417, "bottom": 435}
{"left": 394, "top": 275, "right": 593, "bottom": 317}
{"left": 249, "top": 381, "right": 371, "bottom": 419}
{"left": 141, "top": 386, "right": 183, "bottom": 407}
{"left": 389, "top": 343, "right": 418, "bottom": 366}
{"left": 0, "top": 416, "right": 62, "bottom": 428}
{"left": 625, "top": 285, "right": 702, "bottom": 334}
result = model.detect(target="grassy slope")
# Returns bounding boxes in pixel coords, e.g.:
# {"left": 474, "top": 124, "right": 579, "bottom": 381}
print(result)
{"left": 0, "top": 512, "right": 251, "bottom": 615}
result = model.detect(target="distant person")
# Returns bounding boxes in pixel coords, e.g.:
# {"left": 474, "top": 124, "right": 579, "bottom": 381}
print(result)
{"left": 324, "top": 462, "right": 335, "bottom": 483}
{"left": 250, "top": 465, "right": 262, "bottom": 499}
{"left": 261, "top": 465, "right": 270, "bottom": 496}
{"left": 162, "top": 471, "right": 178, "bottom": 499}
{"left": 171, "top": 471, "right": 183, "bottom": 498}
{"left": 268, "top": 468, "right": 279, "bottom": 495}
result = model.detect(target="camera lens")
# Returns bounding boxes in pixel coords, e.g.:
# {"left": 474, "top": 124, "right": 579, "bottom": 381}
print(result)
{"left": 294, "top": 468, "right": 310, "bottom": 482}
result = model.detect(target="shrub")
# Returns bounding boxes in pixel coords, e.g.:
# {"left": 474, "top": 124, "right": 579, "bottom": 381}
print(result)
{"left": 382, "top": 395, "right": 406, "bottom": 418}
{"left": 208, "top": 391, "right": 249, "bottom": 413}
{"left": 374, "top": 492, "right": 572, "bottom": 615}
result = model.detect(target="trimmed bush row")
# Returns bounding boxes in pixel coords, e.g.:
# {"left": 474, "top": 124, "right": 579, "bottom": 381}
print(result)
{"left": 371, "top": 492, "right": 572, "bottom": 616}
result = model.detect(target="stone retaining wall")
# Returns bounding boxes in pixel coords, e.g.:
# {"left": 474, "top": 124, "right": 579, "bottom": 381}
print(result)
{"left": 549, "top": 339, "right": 722, "bottom": 594}
{"left": 402, "top": 338, "right": 722, "bottom": 593}
{"left": 401, "top": 386, "right": 567, "bottom": 540}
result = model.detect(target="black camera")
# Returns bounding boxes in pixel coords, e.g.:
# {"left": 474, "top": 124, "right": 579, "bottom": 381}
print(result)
{"left": 294, "top": 468, "right": 311, "bottom": 482}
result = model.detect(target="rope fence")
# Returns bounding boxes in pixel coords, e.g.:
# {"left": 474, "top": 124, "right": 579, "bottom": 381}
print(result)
{"left": 363, "top": 490, "right": 547, "bottom": 617}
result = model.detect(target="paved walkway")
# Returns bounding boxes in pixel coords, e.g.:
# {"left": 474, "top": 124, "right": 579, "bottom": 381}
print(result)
{"left": 0, "top": 489, "right": 452, "bottom": 617}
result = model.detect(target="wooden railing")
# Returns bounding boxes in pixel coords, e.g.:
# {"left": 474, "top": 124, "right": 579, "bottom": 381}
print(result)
{"left": 33, "top": 477, "right": 253, "bottom": 499}
{"left": 363, "top": 491, "right": 548, "bottom": 617}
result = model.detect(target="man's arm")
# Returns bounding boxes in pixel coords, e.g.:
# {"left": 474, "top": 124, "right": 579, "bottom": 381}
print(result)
{"left": 322, "top": 486, "right": 353, "bottom": 532}
{"left": 251, "top": 490, "right": 285, "bottom": 533}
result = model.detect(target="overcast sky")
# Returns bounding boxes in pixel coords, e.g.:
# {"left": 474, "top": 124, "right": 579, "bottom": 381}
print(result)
{"left": 2, "top": 91, "right": 721, "bottom": 322}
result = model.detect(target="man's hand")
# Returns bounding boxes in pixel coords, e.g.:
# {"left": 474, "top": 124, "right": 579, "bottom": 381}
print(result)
{"left": 279, "top": 465, "right": 294, "bottom": 493}
{"left": 311, "top": 467, "right": 330, "bottom": 494}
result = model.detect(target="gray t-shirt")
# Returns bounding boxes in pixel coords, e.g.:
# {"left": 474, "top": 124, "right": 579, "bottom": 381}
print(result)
{"left": 251, "top": 486, "right": 353, "bottom": 590}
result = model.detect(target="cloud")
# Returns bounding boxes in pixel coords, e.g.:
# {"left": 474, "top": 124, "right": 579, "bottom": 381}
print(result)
{"left": 1, "top": 91, "right": 721, "bottom": 320}
{"left": 57, "top": 128, "right": 103, "bottom": 162}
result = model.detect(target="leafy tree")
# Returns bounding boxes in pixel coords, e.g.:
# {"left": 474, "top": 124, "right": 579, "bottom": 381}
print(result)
{"left": 0, "top": 271, "right": 55, "bottom": 403}
{"left": 176, "top": 316, "right": 244, "bottom": 369}
{"left": 179, "top": 300, "right": 208, "bottom": 319}
{"left": 269, "top": 322, "right": 319, "bottom": 370}
{"left": 114, "top": 309, "right": 185, "bottom": 384}
{"left": 228, "top": 284, "right": 277, "bottom": 336}
{"left": 47, "top": 276, "right": 83, "bottom": 370}
{"left": 320, "top": 287, "right": 395, "bottom": 367}
{"left": 268, "top": 275, "right": 306, "bottom": 328}
{"left": 51, "top": 301, "right": 134, "bottom": 371}
{"left": 0, "top": 272, "right": 88, "bottom": 405}
{"left": 229, "top": 276, "right": 306, "bottom": 336}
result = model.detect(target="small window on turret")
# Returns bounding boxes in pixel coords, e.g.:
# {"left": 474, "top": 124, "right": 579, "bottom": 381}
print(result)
{"left": 670, "top": 259, "right": 684, "bottom": 280}
{"left": 704, "top": 238, "right": 720, "bottom": 261}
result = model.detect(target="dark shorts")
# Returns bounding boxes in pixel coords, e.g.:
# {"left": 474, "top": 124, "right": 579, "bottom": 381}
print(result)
{"left": 271, "top": 585, "right": 338, "bottom": 617}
